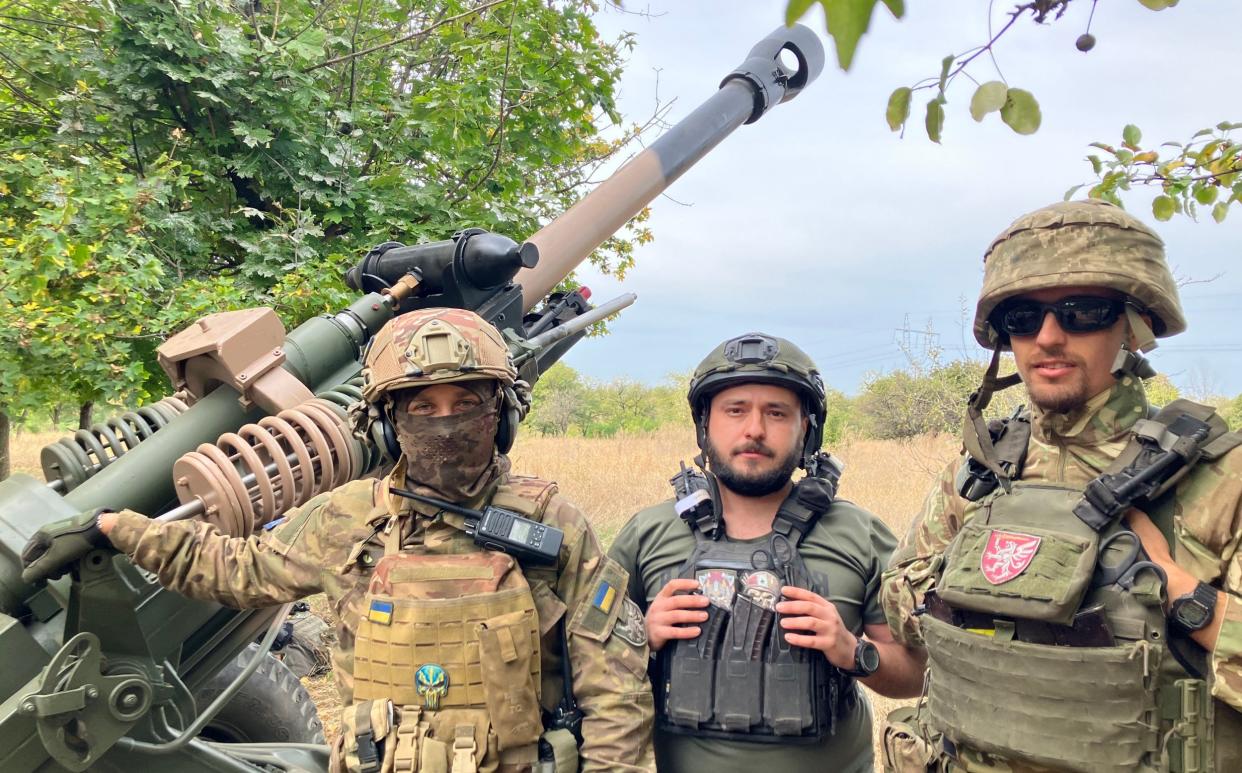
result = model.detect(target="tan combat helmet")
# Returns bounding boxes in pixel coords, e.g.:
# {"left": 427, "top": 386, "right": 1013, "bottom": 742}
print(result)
{"left": 974, "top": 199, "right": 1187, "bottom": 350}
{"left": 361, "top": 308, "right": 517, "bottom": 401}
{"left": 357, "top": 308, "right": 528, "bottom": 454}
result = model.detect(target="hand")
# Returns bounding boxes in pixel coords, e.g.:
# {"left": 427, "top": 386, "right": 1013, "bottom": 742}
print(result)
{"left": 1125, "top": 507, "right": 1197, "bottom": 606}
{"left": 646, "top": 578, "right": 710, "bottom": 652}
{"left": 20, "top": 508, "right": 112, "bottom": 584}
{"left": 776, "top": 585, "right": 858, "bottom": 670}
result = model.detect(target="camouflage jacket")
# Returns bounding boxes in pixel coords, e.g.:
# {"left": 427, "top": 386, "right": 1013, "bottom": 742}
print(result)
{"left": 881, "top": 374, "right": 1242, "bottom": 711}
{"left": 108, "top": 465, "right": 656, "bottom": 772}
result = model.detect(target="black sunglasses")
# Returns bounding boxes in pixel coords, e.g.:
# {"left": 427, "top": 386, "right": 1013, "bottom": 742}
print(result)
{"left": 991, "top": 296, "right": 1128, "bottom": 337}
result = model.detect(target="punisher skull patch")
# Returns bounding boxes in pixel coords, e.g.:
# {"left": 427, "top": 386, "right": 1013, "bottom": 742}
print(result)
{"left": 981, "top": 530, "right": 1042, "bottom": 585}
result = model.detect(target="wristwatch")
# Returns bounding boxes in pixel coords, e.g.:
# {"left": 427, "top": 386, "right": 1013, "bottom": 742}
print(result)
{"left": 840, "top": 638, "right": 880, "bottom": 678}
{"left": 1169, "top": 581, "right": 1217, "bottom": 634}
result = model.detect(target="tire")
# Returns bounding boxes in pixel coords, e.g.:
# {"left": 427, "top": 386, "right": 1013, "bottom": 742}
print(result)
{"left": 192, "top": 642, "right": 326, "bottom": 744}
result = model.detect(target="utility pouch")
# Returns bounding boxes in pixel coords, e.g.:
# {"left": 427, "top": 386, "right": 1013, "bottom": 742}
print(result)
{"left": 477, "top": 609, "right": 542, "bottom": 750}
{"left": 763, "top": 603, "right": 812, "bottom": 735}
{"left": 665, "top": 598, "right": 727, "bottom": 727}
{"left": 712, "top": 592, "right": 772, "bottom": 732}
{"left": 1164, "top": 679, "right": 1215, "bottom": 773}
{"left": 536, "top": 728, "right": 579, "bottom": 773}
{"left": 922, "top": 615, "right": 1159, "bottom": 773}
{"left": 881, "top": 704, "right": 937, "bottom": 773}
{"left": 336, "top": 699, "right": 397, "bottom": 773}
{"left": 936, "top": 520, "right": 1097, "bottom": 625}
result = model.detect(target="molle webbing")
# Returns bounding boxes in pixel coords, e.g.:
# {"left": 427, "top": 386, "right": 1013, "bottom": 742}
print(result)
{"left": 923, "top": 615, "right": 1161, "bottom": 773}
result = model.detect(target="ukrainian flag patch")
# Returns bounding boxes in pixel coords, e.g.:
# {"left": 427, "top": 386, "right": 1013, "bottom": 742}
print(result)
{"left": 592, "top": 581, "right": 616, "bottom": 614}
{"left": 368, "top": 599, "right": 394, "bottom": 625}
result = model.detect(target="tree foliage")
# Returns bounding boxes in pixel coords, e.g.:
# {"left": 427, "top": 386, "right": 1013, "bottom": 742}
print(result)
{"left": 0, "top": 0, "right": 645, "bottom": 476}
{"left": 788, "top": 0, "right": 1239, "bottom": 222}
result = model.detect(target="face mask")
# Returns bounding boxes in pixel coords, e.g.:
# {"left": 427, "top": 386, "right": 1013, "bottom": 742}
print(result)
{"left": 393, "top": 394, "right": 502, "bottom": 502}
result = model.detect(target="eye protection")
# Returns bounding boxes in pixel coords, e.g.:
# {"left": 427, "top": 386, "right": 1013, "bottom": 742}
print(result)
{"left": 991, "top": 296, "right": 1128, "bottom": 337}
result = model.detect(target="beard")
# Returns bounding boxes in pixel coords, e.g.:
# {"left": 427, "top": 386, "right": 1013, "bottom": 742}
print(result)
{"left": 705, "top": 437, "right": 801, "bottom": 497}
{"left": 1021, "top": 349, "right": 1093, "bottom": 414}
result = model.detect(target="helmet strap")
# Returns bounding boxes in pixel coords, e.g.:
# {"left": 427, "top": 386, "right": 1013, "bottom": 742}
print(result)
{"left": 1111, "top": 305, "right": 1158, "bottom": 380}
{"left": 962, "top": 346, "right": 1023, "bottom": 492}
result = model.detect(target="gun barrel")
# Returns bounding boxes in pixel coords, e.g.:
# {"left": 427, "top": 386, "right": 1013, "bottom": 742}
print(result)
{"left": 523, "top": 293, "right": 637, "bottom": 352}
{"left": 516, "top": 24, "right": 824, "bottom": 309}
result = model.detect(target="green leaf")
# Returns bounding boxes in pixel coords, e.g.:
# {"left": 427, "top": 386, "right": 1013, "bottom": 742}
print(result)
{"left": 1000, "top": 88, "right": 1041, "bottom": 135}
{"left": 1152, "top": 195, "right": 1177, "bottom": 221}
{"left": 886, "top": 86, "right": 912, "bottom": 132}
{"left": 1194, "top": 185, "right": 1219, "bottom": 205}
{"left": 925, "top": 97, "right": 945, "bottom": 144}
{"left": 1088, "top": 154, "right": 1103, "bottom": 174}
{"left": 1064, "top": 184, "right": 1085, "bottom": 201}
{"left": 937, "top": 54, "right": 954, "bottom": 94}
{"left": 818, "top": 0, "right": 884, "bottom": 70}
{"left": 1212, "top": 202, "right": 1230, "bottom": 222}
{"left": 1122, "top": 124, "right": 1142, "bottom": 147}
{"left": 785, "top": 0, "right": 816, "bottom": 24}
{"left": 969, "top": 81, "right": 1008, "bottom": 122}
{"left": 1137, "top": 0, "right": 1180, "bottom": 8}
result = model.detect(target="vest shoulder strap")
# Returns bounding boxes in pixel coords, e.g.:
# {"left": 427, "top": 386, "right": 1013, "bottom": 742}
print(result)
{"left": 1076, "top": 399, "right": 1234, "bottom": 533}
{"left": 957, "top": 407, "right": 1033, "bottom": 501}
{"left": 772, "top": 452, "right": 843, "bottom": 546}
{"left": 491, "top": 475, "right": 559, "bottom": 521}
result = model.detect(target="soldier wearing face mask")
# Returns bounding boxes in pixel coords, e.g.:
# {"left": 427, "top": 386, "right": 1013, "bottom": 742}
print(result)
{"left": 22, "top": 308, "right": 656, "bottom": 773}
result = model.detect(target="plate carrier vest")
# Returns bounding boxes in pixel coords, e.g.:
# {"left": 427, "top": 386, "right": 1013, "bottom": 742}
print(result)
{"left": 337, "top": 476, "right": 563, "bottom": 773}
{"left": 926, "top": 399, "right": 1242, "bottom": 773}
{"left": 655, "top": 454, "right": 854, "bottom": 744}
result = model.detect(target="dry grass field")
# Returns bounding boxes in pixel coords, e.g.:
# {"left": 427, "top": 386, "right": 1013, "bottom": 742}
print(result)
{"left": 9, "top": 427, "right": 959, "bottom": 760}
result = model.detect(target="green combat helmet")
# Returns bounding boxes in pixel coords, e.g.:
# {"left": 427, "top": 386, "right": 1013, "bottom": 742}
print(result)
{"left": 687, "top": 332, "right": 827, "bottom": 467}
{"left": 974, "top": 198, "right": 1187, "bottom": 352}
{"left": 964, "top": 199, "right": 1187, "bottom": 483}
{"left": 354, "top": 308, "right": 530, "bottom": 455}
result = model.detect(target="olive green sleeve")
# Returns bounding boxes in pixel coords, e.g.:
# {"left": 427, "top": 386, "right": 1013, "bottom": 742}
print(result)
{"left": 107, "top": 493, "right": 334, "bottom": 609}
{"left": 545, "top": 496, "right": 655, "bottom": 772}
{"left": 863, "top": 515, "right": 898, "bottom": 627}
{"left": 607, "top": 512, "right": 647, "bottom": 612}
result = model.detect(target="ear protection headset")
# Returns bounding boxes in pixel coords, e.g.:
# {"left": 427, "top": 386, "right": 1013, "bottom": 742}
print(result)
{"left": 373, "top": 380, "right": 524, "bottom": 464}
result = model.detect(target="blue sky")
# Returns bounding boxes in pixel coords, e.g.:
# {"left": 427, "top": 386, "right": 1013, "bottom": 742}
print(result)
{"left": 558, "top": 1, "right": 1242, "bottom": 398}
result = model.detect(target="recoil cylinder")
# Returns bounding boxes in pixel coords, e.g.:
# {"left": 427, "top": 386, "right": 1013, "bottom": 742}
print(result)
{"left": 42, "top": 396, "right": 191, "bottom": 493}
{"left": 171, "top": 385, "right": 371, "bottom": 537}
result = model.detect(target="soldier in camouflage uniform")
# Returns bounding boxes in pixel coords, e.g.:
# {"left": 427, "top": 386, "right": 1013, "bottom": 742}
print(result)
{"left": 22, "top": 308, "right": 655, "bottom": 773}
{"left": 880, "top": 200, "right": 1242, "bottom": 773}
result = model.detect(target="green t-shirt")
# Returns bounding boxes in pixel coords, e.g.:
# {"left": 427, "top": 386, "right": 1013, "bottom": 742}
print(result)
{"left": 608, "top": 497, "right": 896, "bottom": 773}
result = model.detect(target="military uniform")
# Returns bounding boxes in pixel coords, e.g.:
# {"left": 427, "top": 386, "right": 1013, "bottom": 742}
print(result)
{"left": 92, "top": 307, "right": 655, "bottom": 773}
{"left": 611, "top": 495, "right": 896, "bottom": 773}
{"left": 108, "top": 465, "right": 655, "bottom": 772}
{"left": 879, "top": 201, "right": 1242, "bottom": 773}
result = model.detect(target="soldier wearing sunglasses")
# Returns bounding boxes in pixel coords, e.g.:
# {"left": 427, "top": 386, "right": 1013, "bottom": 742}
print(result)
{"left": 879, "top": 200, "right": 1242, "bottom": 773}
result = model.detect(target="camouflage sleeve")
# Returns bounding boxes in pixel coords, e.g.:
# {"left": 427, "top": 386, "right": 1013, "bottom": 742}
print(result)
{"left": 547, "top": 495, "right": 655, "bottom": 772}
{"left": 880, "top": 457, "right": 967, "bottom": 647}
{"left": 606, "top": 511, "right": 647, "bottom": 613}
{"left": 107, "top": 491, "right": 336, "bottom": 609}
{"left": 1171, "top": 449, "right": 1242, "bottom": 710}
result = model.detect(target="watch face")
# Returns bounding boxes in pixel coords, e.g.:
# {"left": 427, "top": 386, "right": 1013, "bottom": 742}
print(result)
{"left": 858, "top": 640, "right": 881, "bottom": 674}
{"left": 1179, "top": 602, "right": 1210, "bottom": 629}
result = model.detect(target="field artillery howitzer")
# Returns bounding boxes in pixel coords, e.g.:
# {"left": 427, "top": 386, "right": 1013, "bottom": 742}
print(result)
{"left": 0, "top": 25, "right": 824, "bottom": 773}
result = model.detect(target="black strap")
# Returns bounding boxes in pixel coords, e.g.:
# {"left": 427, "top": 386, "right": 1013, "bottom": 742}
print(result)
{"left": 1074, "top": 404, "right": 1220, "bottom": 532}
{"left": 772, "top": 453, "right": 841, "bottom": 546}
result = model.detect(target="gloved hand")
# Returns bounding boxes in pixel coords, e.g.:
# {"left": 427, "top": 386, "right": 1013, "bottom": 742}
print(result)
{"left": 21, "top": 508, "right": 113, "bottom": 583}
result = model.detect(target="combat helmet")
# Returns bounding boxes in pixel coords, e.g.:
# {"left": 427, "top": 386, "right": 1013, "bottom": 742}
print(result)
{"left": 974, "top": 199, "right": 1186, "bottom": 350}
{"left": 688, "top": 332, "right": 827, "bottom": 467}
{"left": 356, "top": 308, "right": 529, "bottom": 455}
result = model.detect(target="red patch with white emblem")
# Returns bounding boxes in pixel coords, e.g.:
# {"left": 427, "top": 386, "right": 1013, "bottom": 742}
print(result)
{"left": 981, "top": 530, "right": 1042, "bottom": 585}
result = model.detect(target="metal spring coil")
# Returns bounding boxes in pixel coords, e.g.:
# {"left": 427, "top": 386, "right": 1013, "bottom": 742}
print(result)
{"left": 172, "top": 382, "right": 372, "bottom": 538}
{"left": 42, "top": 396, "right": 191, "bottom": 492}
